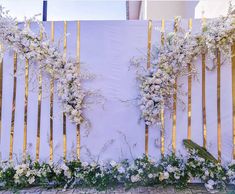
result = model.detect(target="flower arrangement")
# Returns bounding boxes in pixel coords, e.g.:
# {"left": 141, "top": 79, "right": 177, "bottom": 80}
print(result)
{"left": 0, "top": 147, "right": 235, "bottom": 193}
{"left": 134, "top": 8, "right": 235, "bottom": 126}
{"left": 0, "top": 6, "right": 91, "bottom": 125}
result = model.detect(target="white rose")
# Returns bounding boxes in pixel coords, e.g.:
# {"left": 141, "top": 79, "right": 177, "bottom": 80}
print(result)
{"left": 131, "top": 175, "right": 140, "bottom": 183}
{"left": 163, "top": 171, "right": 169, "bottom": 179}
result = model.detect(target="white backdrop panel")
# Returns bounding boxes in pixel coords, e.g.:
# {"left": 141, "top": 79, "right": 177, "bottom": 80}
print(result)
{"left": 0, "top": 20, "right": 233, "bottom": 163}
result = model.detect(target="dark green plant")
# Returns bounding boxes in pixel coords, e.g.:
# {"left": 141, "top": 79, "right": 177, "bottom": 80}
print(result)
{"left": 183, "top": 139, "right": 218, "bottom": 163}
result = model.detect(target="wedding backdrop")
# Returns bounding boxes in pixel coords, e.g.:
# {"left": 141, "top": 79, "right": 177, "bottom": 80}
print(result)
{"left": 1, "top": 6, "right": 235, "bottom": 191}
{"left": 0, "top": 18, "right": 234, "bottom": 164}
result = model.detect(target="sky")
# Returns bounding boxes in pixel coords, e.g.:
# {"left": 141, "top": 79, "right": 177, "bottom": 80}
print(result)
{"left": 0, "top": 0, "right": 127, "bottom": 21}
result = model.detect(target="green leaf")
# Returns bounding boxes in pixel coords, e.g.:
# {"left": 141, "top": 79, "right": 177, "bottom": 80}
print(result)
{"left": 183, "top": 139, "right": 218, "bottom": 163}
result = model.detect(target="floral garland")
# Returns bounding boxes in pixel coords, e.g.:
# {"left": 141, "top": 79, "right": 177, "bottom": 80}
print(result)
{"left": 134, "top": 10, "right": 235, "bottom": 126}
{"left": 0, "top": 7, "right": 91, "bottom": 125}
{"left": 0, "top": 148, "right": 235, "bottom": 193}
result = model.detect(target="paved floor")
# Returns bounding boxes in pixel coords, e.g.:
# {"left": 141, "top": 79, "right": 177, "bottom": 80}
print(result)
{"left": 0, "top": 185, "right": 234, "bottom": 194}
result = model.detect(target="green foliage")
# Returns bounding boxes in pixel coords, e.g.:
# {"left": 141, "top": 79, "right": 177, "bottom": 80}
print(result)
{"left": 183, "top": 139, "right": 218, "bottom": 163}
{"left": 0, "top": 149, "right": 234, "bottom": 192}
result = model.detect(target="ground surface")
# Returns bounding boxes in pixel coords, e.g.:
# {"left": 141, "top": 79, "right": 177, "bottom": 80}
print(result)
{"left": 0, "top": 185, "right": 235, "bottom": 194}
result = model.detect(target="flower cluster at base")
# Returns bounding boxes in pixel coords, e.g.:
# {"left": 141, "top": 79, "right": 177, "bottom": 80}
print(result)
{"left": 0, "top": 151, "right": 235, "bottom": 193}
{"left": 0, "top": 7, "right": 90, "bottom": 125}
{"left": 135, "top": 7, "right": 235, "bottom": 126}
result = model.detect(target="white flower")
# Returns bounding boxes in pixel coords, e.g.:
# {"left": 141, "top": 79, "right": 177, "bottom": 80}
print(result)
{"left": 82, "top": 162, "right": 89, "bottom": 168}
{"left": 28, "top": 176, "right": 35, "bottom": 184}
{"left": 159, "top": 171, "right": 169, "bottom": 181}
{"left": 227, "top": 169, "right": 234, "bottom": 176}
{"left": 155, "top": 79, "right": 162, "bottom": 84}
{"left": 148, "top": 173, "right": 153, "bottom": 179}
{"left": 166, "top": 165, "right": 174, "bottom": 173}
{"left": 163, "top": 171, "right": 169, "bottom": 179}
{"left": 174, "top": 173, "right": 180, "bottom": 180}
{"left": 26, "top": 171, "right": 31, "bottom": 177}
{"left": 117, "top": 166, "right": 125, "bottom": 174}
{"left": 198, "top": 157, "right": 205, "bottom": 163}
{"left": 138, "top": 169, "right": 143, "bottom": 174}
{"left": 110, "top": 160, "right": 117, "bottom": 167}
{"left": 90, "top": 162, "right": 97, "bottom": 167}
{"left": 131, "top": 174, "right": 140, "bottom": 183}
{"left": 204, "top": 170, "right": 209, "bottom": 176}
{"left": 205, "top": 179, "right": 215, "bottom": 191}
{"left": 64, "top": 170, "right": 72, "bottom": 179}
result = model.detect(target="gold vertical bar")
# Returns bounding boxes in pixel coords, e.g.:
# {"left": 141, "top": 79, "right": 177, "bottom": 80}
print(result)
{"left": 172, "top": 17, "right": 178, "bottom": 153}
{"left": 23, "top": 22, "right": 30, "bottom": 160}
{"left": 76, "top": 21, "right": 81, "bottom": 159}
{"left": 9, "top": 53, "right": 17, "bottom": 160}
{"left": 202, "top": 18, "right": 207, "bottom": 148}
{"left": 231, "top": 43, "right": 235, "bottom": 159}
{"left": 202, "top": 54, "right": 207, "bottom": 148}
{"left": 145, "top": 20, "right": 152, "bottom": 156}
{"left": 187, "top": 19, "right": 192, "bottom": 140}
{"left": 160, "top": 19, "right": 165, "bottom": 157}
{"left": 49, "top": 21, "right": 54, "bottom": 161}
{"left": 36, "top": 70, "right": 42, "bottom": 161}
{"left": 36, "top": 30, "right": 43, "bottom": 161}
{"left": 0, "top": 44, "right": 3, "bottom": 144}
{"left": 63, "top": 21, "right": 67, "bottom": 161}
{"left": 76, "top": 125, "right": 80, "bottom": 159}
{"left": 217, "top": 49, "right": 221, "bottom": 162}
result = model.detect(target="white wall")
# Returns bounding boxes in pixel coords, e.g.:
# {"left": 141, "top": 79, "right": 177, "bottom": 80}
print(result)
{"left": 195, "top": 0, "right": 235, "bottom": 18}
{"left": 141, "top": 1, "right": 198, "bottom": 20}
{"left": 141, "top": 0, "right": 234, "bottom": 20}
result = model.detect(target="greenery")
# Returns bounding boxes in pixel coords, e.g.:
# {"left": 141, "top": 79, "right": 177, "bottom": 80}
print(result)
{"left": 0, "top": 142, "right": 234, "bottom": 193}
{"left": 183, "top": 139, "right": 218, "bottom": 163}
